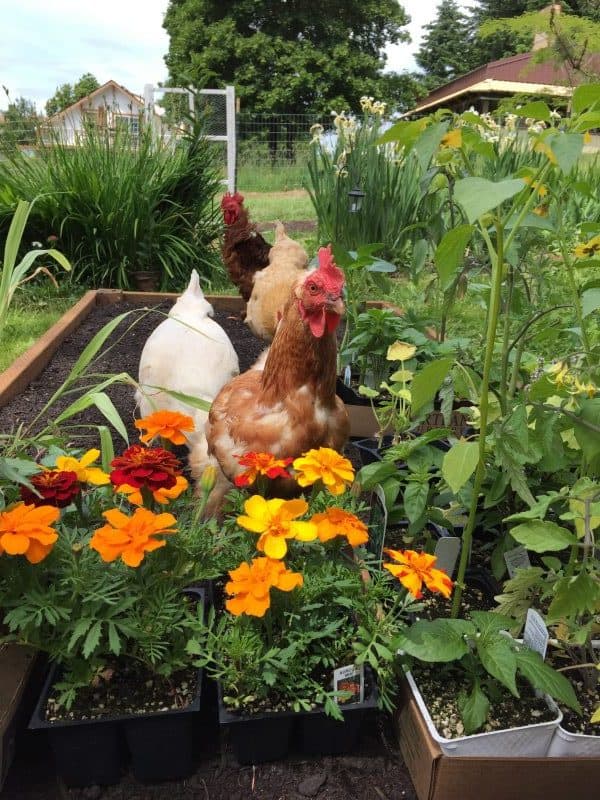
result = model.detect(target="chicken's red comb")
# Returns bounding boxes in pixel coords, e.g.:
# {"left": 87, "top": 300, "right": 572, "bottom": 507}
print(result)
{"left": 220, "top": 191, "right": 244, "bottom": 210}
{"left": 315, "top": 245, "right": 345, "bottom": 293}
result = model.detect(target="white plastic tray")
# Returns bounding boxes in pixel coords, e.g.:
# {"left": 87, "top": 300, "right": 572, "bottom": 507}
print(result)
{"left": 405, "top": 670, "right": 561, "bottom": 757}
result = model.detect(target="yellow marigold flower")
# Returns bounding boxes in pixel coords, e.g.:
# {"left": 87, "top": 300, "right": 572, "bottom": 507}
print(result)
{"left": 441, "top": 129, "right": 462, "bottom": 149}
{"left": 90, "top": 507, "right": 176, "bottom": 567}
{"left": 383, "top": 548, "right": 453, "bottom": 599}
{"left": 237, "top": 496, "right": 317, "bottom": 559}
{"left": 116, "top": 475, "right": 189, "bottom": 506}
{"left": 225, "top": 557, "right": 303, "bottom": 617}
{"left": 387, "top": 341, "right": 417, "bottom": 362}
{"left": 523, "top": 176, "right": 548, "bottom": 198}
{"left": 0, "top": 503, "right": 60, "bottom": 564}
{"left": 293, "top": 448, "right": 354, "bottom": 496}
{"left": 55, "top": 449, "right": 110, "bottom": 485}
{"left": 533, "top": 205, "right": 549, "bottom": 217}
{"left": 311, "top": 507, "right": 369, "bottom": 547}
{"left": 573, "top": 234, "right": 600, "bottom": 259}
{"left": 135, "top": 410, "right": 195, "bottom": 446}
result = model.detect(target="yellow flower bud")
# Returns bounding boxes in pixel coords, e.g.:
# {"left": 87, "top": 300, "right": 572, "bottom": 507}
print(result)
{"left": 200, "top": 465, "right": 217, "bottom": 494}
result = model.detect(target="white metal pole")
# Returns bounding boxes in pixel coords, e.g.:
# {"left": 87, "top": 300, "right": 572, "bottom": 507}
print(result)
{"left": 143, "top": 84, "right": 154, "bottom": 127}
{"left": 225, "top": 85, "right": 236, "bottom": 194}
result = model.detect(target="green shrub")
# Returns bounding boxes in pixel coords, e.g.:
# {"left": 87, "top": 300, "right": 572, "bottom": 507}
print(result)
{"left": 0, "top": 121, "right": 224, "bottom": 290}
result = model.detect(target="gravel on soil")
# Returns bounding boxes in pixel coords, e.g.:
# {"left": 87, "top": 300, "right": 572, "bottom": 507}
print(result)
{"left": 0, "top": 294, "right": 417, "bottom": 800}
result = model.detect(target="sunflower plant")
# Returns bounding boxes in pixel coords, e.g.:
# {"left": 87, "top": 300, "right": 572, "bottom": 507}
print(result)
{"left": 186, "top": 447, "right": 453, "bottom": 718}
{"left": 0, "top": 411, "right": 237, "bottom": 710}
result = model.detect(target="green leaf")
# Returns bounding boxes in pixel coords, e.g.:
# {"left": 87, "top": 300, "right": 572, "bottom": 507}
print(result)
{"left": 82, "top": 620, "right": 102, "bottom": 659}
{"left": 515, "top": 647, "right": 581, "bottom": 714}
{"left": 458, "top": 682, "right": 490, "bottom": 735}
{"left": 515, "top": 101, "right": 551, "bottom": 122}
{"left": 98, "top": 426, "right": 115, "bottom": 473}
{"left": 402, "top": 618, "right": 473, "bottom": 662}
{"left": 510, "top": 520, "right": 576, "bottom": 553}
{"left": 435, "top": 224, "right": 473, "bottom": 290}
{"left": 68, "top": 311, "right": 134, "bottom": 383}
{"left": 107, "top": 622, "right": 121, "bottom": 656}
{"left": 470, "top": 610, "right": 515, "bottom": 635}
{"left": 454, "top": 177, "right": 525, "bottom": 224}
{"left": 413, "top": 122, "right": 449, "bottom": 172}
{"left": 550, "top": 132, "right": 584, "bottom": 174}
{"left": 582, "top": 288, "right": 600, "bottom": 318}
{"left": 442, "top": 440, "right": 479, "bottom": 495}
{"left": 547, "top": 571, "right": 600, "bottom": 621}
{"left": 404, "top": 480, "right": 429, "bottom": 523}
{"left": 376, "top": 118, "right": 427, "bottom": 149}
{"left": 411, "top": 357, "right": 453, "bottom": 415}
{"left": 572, "top": 84, "right": 600, "bottom": 114}
{"left": 572, "top": 398, "right": 600, "bottom": 461}
{"left": 476, "top": 635, "right": 518, "bottom": 696}
{"left": 90, "top": 393, "right": 129, "bottom": 443}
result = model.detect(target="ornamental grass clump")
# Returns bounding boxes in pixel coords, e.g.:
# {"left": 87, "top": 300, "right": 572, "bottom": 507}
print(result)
{"left": 0, "top": 411, "right": 236, "bottom": 711}
{"left": 187, "top": 447, "right": 451, "bottom": 717}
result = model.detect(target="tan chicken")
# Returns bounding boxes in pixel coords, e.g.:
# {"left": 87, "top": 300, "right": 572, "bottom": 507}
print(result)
{"left": 199, "top": 246, "right": 350, "bottom": 512}
{"left": 244, "top": 221, "right": 309, "bottom": 341}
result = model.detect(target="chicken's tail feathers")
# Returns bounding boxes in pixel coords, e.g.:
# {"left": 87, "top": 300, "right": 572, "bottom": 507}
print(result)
{"left": 171, "top": 269, "right": 214, "bottom": 318}
{"left": 274, "top": 220, "right": 286, "bottom": 241}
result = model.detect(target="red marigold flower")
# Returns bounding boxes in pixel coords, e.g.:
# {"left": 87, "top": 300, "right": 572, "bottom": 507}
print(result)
{"left": 234, "top": 452, "right": 293, "bottom": 487}
{"left": 20, "top": 470, "right": 81, "bottom": 508}
{"left": 110, "top": 445, "right": 181, "bottom": 493}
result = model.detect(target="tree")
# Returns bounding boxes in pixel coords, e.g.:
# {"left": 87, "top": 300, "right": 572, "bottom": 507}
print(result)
{"left": 416, "top": 0, "right": 480, "bottom": 88}
{"left": 45, "top": 73, "right": 100, "bottom": 116}
{"left": 0, "top": 89, "right": 38, "bottom": 148}
{"left": 472, "top": 1, "right": 600, "bottom": 62}
{"left": 163, "top": 0, "right": 410, "bottom": 116}
{"left": 479, "top": 7, "right": 600, "bottom": 81}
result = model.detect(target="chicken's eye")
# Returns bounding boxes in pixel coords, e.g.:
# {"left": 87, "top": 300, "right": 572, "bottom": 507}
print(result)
{"left": 308, "top": 283, "right": 318, "bottom": 294}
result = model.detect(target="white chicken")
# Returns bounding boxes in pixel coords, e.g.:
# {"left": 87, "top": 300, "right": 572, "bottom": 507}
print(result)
{"left": 135, "top": 270, "right": 239, "bottom": 466}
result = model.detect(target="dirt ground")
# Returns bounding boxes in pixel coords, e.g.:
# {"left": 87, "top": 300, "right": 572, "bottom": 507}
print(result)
{"left": 0, "top": 295, "right": 418, "bottom": 800}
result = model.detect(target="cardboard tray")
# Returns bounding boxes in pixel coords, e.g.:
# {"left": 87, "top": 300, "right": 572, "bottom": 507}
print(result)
{"left": 394, "top": 678, "right": 600, "bottom": 800}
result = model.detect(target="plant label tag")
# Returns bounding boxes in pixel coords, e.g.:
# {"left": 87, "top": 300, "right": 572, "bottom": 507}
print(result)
{"left": 343, "top": 364, "right": 352, "bottom": 387}
{"left": 333, "top": 664, "right": 364, "bottom": 705}
{"left": 434, "top": 537, "right": 461, "bottom": 579}
{"left": 504, "top": 545, "right": 531, "bottom": 578}
{"left": 523, "top": 608, "right": 549, "bottom": 660}
{"left": 368, "top": 485, "right": 388, "bottom": 564}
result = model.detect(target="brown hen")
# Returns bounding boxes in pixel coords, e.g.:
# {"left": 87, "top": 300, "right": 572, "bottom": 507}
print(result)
{"left": 221, "top": 191, "right": 271, "bottom": 303}
{"left": 198, "top": 246, "right": 350, "bottom": 513}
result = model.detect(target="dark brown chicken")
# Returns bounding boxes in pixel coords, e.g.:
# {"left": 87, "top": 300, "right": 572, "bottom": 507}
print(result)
{"left": 221, "top": 191, "right": 272, "bottom": 302}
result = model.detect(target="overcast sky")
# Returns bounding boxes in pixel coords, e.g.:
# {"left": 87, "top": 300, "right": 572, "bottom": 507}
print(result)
{"left": 1, "top": 0, "right": 478, "bottom": 113}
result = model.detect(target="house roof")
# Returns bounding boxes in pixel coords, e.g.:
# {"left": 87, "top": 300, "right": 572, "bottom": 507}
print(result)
{"left": 47, "top": 80, "right": 144, "bottom": 120}
{"left": 404, "top": 50, "right": 600, "bottom": 116}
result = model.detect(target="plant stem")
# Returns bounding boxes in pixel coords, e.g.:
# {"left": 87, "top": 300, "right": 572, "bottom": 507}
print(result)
{"left": 451, "top": 221, "right": 504, "bottom": 618}
{"left": 499, "top": 265, "right": 514, "bottom": 414}
{"left": 557, "top": 233, "right": 592, "bottom": 369}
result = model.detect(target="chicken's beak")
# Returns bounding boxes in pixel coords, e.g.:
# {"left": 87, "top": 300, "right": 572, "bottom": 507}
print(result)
{"left": 327, "top": 296, "right": 345, "bottom": 316}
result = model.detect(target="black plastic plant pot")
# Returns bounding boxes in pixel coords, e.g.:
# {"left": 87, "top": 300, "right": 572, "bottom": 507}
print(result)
{"left": 297, "top": 674, "right": 378, "bottom": 756}
{"left": 336, "top": 377, "right": 371, "bottom": 407}
{"left": 218, "top": 700, "right": 295, "bottom": 765}
{"left": 29, "top": 668, "right": 125, "bottom": 787}
{"left": 29, "top": 588, "right": 206, "bottom": 787}
{"left": 353, "top": 435, "right": 394, "bottom": 466}
{"left": 124, "top": 703, "right": 198, "bottom": 783}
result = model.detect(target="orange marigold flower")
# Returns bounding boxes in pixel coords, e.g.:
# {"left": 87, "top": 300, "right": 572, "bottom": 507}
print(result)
{"left": 90, "top": 507, "right": 177, "bottom": 567}
{"left": 383, "top": 548, "right": 453, "bottom": 599}
{"left": 110, "top": 445, "right": 181, "bottom": 493}
{"left": 311, "top": 507, "right": 369, "bottom": 547}
{"left": 293, "top": 448, "right": 354, "bottom": 496}
{"left": 237, "top": 495, "right": 317, "bottom": 559}
{"left": 225, "top": 556, "right": 303, "bottom": 617}
{"left": 234, "top": 452, "right": 293, "bottom": 487}
{"left": 116, "top": 475, "right": 189, "bottom": 506}
{"left": 135, "top": 410, "right": 195, "bottom": 446}
{"left": 20, "top": 470, "right": 80, "bottom": 508}
{"left": 0, "top": 503, "right": 60, "bottom": 564}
